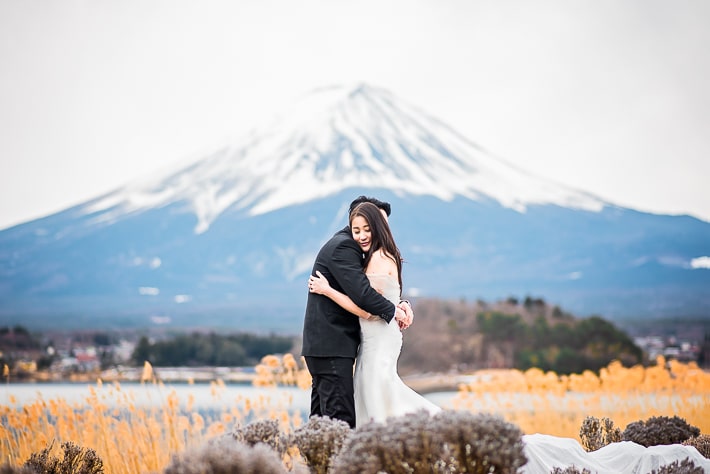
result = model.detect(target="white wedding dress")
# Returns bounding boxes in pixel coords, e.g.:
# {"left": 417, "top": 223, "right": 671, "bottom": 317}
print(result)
{"left": 353, "top": 273, "right": 441, "bottom": 426}
{"left": 522, "top": 433, "right": 710, "bottom": 473}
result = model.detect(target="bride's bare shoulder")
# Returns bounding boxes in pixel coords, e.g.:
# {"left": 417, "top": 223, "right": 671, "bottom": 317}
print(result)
{"left": 367, "top": 249, "right": 398, "bottom": 276}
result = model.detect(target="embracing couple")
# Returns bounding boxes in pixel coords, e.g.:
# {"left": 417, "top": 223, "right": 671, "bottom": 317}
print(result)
{"left": 301, "top": 195, "right": 440, "bottom": 428}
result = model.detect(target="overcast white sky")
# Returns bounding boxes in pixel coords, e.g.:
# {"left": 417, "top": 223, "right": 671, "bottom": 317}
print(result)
{"left": 1, "top": 0, "right": 709, "bottom": 230}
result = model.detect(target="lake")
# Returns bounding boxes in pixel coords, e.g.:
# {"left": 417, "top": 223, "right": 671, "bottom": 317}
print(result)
{"left": 1, "top": 382, "right": 458, "bottom": 415}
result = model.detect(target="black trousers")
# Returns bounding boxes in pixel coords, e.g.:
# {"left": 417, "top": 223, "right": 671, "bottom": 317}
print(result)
{"left": 304, "top": 356, "right": 356, "bottom": 429}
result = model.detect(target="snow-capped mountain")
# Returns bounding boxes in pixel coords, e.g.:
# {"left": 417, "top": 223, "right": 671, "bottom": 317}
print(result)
{"left": 1, "top": 84, "right": 708, "bottom": 331}
{"left": 81, "top": 83, "right": 603, "bottom": 234}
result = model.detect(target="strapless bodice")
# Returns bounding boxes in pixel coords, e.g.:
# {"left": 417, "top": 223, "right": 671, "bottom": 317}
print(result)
{"left": 359, "top": 272, "right": 401, "bottom": 343}
{"left": 365, "top": 273, "right": 400, "bottom": 305}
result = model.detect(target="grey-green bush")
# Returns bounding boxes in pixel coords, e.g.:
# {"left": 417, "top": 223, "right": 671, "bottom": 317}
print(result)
{"left": 331, "top": 409, "right": 446, "bottom": 474}
{"left": 430, "top": 410, "right": 527, "bottom": 474}
{"left": 230, "top": 418, "right": 286, "bottom": 454}
{"left": 162, "top": 436, "right": 286, "bottom": 474}
{"left": 579, "top": 416, "right": 621, "bottom": 452}
{"left": 332, "top": 409, "right": 527, "bottom": 474}
{"left": 650, "top": 457, "right": 704, "bottom": 474}
{"left": 287, "top": 415, "right": 352, "bottom": 474}
{"left": 23, "top": 441, "right": 104, "bottom": 474}
{"left": 622, "top": 416, "right": 701, "bottom": 447}
{"left": 682, "top": 435, "right": 710, "bottom": 459}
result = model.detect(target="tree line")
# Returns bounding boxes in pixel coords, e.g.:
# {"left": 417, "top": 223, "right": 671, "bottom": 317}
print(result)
{"left": 476, "top": 312, "right": 643, "bottom": 374}
{"left": 399, "top": 297, "right": 644, "bottom": 375}
{"left": 131, "top": 332, "right": 295, "bottom": 367}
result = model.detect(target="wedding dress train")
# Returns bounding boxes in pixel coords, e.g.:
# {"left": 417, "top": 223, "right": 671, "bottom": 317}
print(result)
{"left": 353, "top": 273, "right": 441, "bottom": 426}
{"left": 522, "top": 433, "right": 710, "bottom": 473}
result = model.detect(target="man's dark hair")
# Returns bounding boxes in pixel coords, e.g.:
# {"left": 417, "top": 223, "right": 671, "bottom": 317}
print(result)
{"left": 348, "top": 195, "right": 391, "bottom": 217}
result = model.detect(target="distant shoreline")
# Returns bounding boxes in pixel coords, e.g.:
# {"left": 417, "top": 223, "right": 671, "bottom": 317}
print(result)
{"left": 7, "top": 365, "right": 256, "bottom": 385}
{"left": 7, "top": 368, "right": 462, "bottom": 394}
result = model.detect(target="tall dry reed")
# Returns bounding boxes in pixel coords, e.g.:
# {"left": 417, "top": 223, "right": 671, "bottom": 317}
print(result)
{"left": 454, "top": 356, "right": 710, "bottom": 438}
{"left": 0, "top": 374, "right": 301, "bottom": 474}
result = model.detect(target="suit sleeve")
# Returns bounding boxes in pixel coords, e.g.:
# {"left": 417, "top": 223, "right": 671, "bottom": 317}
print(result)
{"left": 329, "top": 239, "right": 396, "bottom": 323}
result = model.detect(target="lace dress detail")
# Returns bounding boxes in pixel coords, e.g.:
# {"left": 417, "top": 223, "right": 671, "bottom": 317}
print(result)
{"left": 353, "top": 273, "right": 441, "bottom": 426}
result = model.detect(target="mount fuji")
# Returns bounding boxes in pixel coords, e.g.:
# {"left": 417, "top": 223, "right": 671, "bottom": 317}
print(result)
{"left": 1, "top": 84, "right": 709, "bottom": 331}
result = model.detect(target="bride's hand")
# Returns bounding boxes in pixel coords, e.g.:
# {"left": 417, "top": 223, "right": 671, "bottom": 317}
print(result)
{"left": 308, "top": 270, "right": 331, "bottom": 295}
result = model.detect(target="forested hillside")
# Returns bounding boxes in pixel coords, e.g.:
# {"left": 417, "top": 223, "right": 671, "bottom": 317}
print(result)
{"left": 399, "top": 296, "right": 643, "bottom": 376}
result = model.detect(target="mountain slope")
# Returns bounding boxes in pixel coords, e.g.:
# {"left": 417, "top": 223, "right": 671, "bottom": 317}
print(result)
{"left": 1, "top": 84, "right": 708, "bottom": 331}
{"left": 78, "top": 83, "right": 604, "bottom": 234}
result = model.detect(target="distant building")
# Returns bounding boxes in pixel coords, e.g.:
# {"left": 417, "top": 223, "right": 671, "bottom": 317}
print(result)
{"left": 634, "top": 335, "right": 700, "bottom": 364}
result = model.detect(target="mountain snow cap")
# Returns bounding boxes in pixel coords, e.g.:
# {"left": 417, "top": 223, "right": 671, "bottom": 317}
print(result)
{"left": 83, "top": 83, "right": 605, "bottom": 234}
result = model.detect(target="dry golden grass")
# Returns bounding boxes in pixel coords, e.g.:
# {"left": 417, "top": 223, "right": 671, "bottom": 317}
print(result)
{"left": 454, "top": 356, "right": 710, "bottom": 439}
{"left": 253, "top": 353, "right": 312, "bottom": 390}
{"left": 0, "top": 366, "right": 303, "bottom": 474}
{"left": 1, "top": 355, "right": 707, "bottom": 473}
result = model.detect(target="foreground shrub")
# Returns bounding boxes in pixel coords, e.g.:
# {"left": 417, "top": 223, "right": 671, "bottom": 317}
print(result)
{"left": 332, "top": 409, "right": 526, "bottom": 474}
{"left": 431, "top": 410, "right": 527, "bottom": 473}
{"left": 162, "top": 436, "right": 286, "bottom": 474}
{"left": 579, "top": 416, "right": 621, "bottom": 452}
{"left": 682, "top": 435, "right": 710, "bottom": 459}
{"left": 23, "top": 441, "right": 103, "bottom": 474}
{"left": 230, "top": 418, "right": 286, "bottom": 454}
{"left": 622, "top": 416, "right": 701, "bottom": 447}
{"left": 392, "top": 410, "right": 446, "bottom": 472}
{"left": 287, "top": 415, "right": 351, "bottom": 474}
{"left": 334, "top": 410, "right": 447, "bottom": 474}
{"left": 651, "top": 457, "right": 705, "bottom": 474}
{"left": 331, "top": 410, "right": 444, "bottom": 474}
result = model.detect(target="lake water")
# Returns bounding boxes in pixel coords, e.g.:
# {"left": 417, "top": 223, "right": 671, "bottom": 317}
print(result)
{"left": 1, "top": 382, "right": 458, "bottom": 415}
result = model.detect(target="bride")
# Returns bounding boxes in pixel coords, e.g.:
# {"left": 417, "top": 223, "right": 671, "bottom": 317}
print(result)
{"left": 308, "top": 201, "right": 441, "bottom": 427}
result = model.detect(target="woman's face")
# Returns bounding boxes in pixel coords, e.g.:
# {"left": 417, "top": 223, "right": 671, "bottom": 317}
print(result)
{"left": 351, "top": 215, "right": 372, "bottom": 252}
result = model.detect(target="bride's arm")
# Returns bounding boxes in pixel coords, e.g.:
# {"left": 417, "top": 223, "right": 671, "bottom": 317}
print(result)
{"left": 309, "top": 271, "right": 376, "bottom": 320}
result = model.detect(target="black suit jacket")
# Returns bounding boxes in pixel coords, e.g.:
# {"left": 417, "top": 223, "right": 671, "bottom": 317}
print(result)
{"left": 301, "top": 227, "right": 396, "bottom": 358}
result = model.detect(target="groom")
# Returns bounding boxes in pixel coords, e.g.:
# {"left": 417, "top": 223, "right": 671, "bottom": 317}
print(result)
{"left": 301, "top": 195, "right": 412, "bottom": 428}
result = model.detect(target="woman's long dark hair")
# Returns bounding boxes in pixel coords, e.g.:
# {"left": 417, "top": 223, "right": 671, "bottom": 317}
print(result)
{"left": 349, "top": 202, "right": 403, "bottom": 293}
